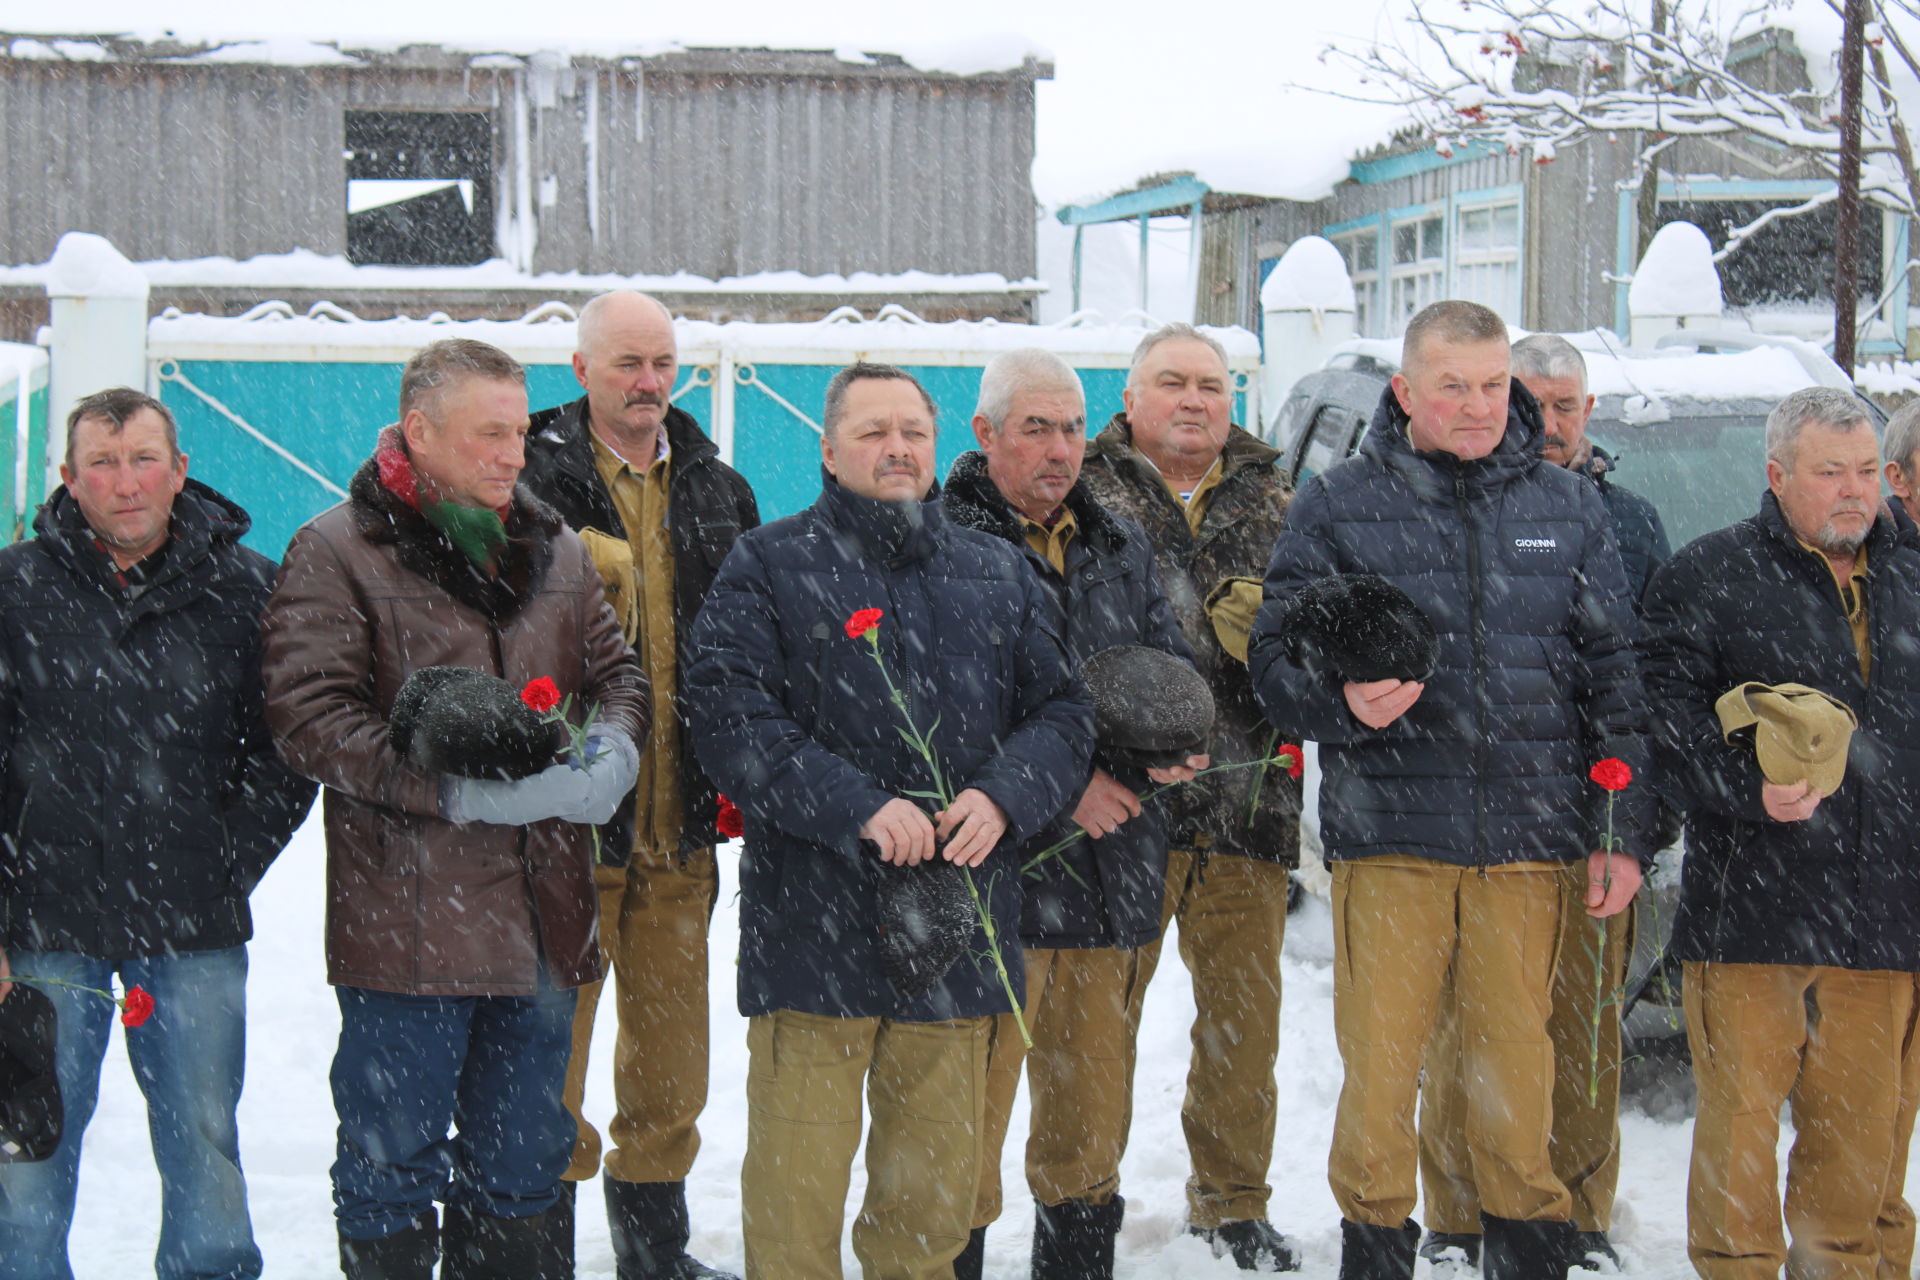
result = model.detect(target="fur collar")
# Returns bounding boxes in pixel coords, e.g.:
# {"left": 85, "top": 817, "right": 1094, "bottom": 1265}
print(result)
{"left": 942, "top": 449, "right": 1129, "bottom": 556}
{"left": 348, "top": 453, "right": 564, "bottom": 621}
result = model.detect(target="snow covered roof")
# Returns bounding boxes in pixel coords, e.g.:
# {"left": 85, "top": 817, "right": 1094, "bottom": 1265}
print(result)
{"left": 0, "top": 250, "right": 1043, "bottom": 298}
{"left": 0, "top": 30, "right": 1052, "bottom": 77}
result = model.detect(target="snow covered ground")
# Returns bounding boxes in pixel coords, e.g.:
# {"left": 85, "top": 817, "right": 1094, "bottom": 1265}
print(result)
{"left": 58, "top": 809, "right": 1895, "bottom": 1278}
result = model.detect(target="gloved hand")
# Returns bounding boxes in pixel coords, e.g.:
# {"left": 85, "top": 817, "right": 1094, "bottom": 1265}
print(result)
{"left": 442, "top": 728, "right": 639, "bottom": 827}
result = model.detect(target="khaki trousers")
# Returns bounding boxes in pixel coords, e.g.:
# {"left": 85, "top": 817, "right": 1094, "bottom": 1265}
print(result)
{"left": 1685, "top": 961, "right": 1914, "bottom": 1280}
{"left": 1875, "top": 974, "right": 1920, "bottom": 1280}
{"left": 1330, "top": 858, "right": 1571, "bottom": 1228}
{"left": 1131, "top": 847, "right": 1291, "bottom": 1228}
{"left": 561, "top": 845, "right": 719, "bottom": 1185}
{"left": 1420, "top": 870, "right": 1635, "bottom": 1233}
{"left": 974, "top": 946, "right": 1147, "bottom": 1227}
{"left": 741, "top": 1010, "right": 989, "bottom": 1280}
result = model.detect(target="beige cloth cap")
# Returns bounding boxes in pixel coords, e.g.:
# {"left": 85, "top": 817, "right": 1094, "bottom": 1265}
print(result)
{"left": 1714, "top": 681, "right": 1858, "bottom": 798}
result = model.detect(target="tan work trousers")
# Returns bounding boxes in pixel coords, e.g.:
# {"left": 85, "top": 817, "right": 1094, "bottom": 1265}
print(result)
{"left": 1685, "top": 961, "right": 1914, "bottom": 1280}
{"left": 740, "top": 1010, "right": 989, "bottom": 1280}
{"left": 1330, "top": 857, "right": 1571, "bottom": 1229}
{"left": 974, "top": 946, "right": 1146, "bottom": 1227}
{"left": 561, "top": 845, "right": 719, "bottom": 1185}
{"left": 1131, "top": 847, "right": 1291, "bottom": 1228}
{"left": 1420, "top": 869, "right": 1635, "bottom": 1233}
{"left": 1875, "top": 973, "right": 1920, "bottom": 1280}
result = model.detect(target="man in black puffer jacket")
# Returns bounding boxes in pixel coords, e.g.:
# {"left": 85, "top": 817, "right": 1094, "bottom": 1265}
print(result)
{"left": 1250, "top": 302, "right": 1650, "bottom": 1280}
{"left": 942, "top": 349, "right": 1197, "bottom": 1280}
{"left": 687, "top": 362, "right": 1092, "bottom": 1280}
{"left": 1642, "top": 387, "right": 1920, "bottom": 1280}
{"left": 0, "top": 389, "right": 315, "bottom": 1280}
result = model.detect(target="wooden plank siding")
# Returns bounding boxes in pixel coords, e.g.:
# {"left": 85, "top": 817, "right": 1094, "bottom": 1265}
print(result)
{"left": 0, "top": 43, "right": 1046, "bottom": 285}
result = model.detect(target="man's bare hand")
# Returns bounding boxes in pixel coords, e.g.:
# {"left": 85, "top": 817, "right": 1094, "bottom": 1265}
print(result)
{"left": 1585, "top": 850, "right": 1642, "bottom": 918}
{"left": 862, "top": 798, "right": 937, "bottom": 866}
{"left": 1146, "top": 753, "right": 1211, "bottom": 785}
{"left": 1762, "top": 779, "right": 1821, "bottom": 823}
{"left": 1072, "top": 769, "right": 1143, "bottom": 839}
{"left": 1344, "top": 678, "right": 1424, "bottom": 729}
{"left": 936, "top": 788, "right": 1009, "bottom": 868}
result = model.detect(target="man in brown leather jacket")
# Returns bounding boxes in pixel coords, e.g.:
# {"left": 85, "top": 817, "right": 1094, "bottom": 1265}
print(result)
{"left": 262, "top": 338, "right": 647, "bottom": 1280}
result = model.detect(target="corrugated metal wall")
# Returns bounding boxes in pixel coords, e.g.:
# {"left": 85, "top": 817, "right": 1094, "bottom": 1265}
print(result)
{"left": 0, "top": 51, "right": 1041, "bottom": 282}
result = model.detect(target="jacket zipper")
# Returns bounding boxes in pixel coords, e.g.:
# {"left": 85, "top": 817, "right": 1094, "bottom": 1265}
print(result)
{"left": 1454, "top": 475, "right": 1489, "bottom": 864}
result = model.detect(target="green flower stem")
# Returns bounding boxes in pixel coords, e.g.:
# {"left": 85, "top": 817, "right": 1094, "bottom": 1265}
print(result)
{"left": 8, "top": 974, "right": 123, "bottom": 1006}
{"left": 1022, "top": 753, "right": 1294, "bottom": 877}
{"left": 861, "top": 631, "right": 1028, "bottom": 1047}
{"left": 1245, "top": 727, "right": 1284, "bottom": 829}
{"left": 1587, "top": 793, "right": 1629, "bottom": 1107}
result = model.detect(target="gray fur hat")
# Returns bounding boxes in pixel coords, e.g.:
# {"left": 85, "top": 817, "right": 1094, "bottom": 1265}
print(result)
{"left": 387, "top": 665, "right": 566, "bottom": 780}
{"left": 1081, "top": 645, "right": 1215, "bottom": 771}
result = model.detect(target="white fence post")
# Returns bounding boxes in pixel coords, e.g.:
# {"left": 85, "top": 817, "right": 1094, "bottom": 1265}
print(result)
{"left": 44, "top": 232, "right": 150, "bottom": 489}
{"left": 1260, "top": 236, "right": 1356, "bottom": 433}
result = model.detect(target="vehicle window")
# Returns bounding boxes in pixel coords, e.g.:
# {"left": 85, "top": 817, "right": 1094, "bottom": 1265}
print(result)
{"left": 1298, "top": 405, "right": 1354, "bottom": 483}
{"left": 1587, "top": 418, "right": 1769, "bottom": 549}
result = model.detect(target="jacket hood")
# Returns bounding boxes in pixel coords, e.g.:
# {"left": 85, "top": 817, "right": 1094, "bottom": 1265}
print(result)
{"left": 813, "top": 466, "right": 945, "bottom": 568}
{"left": 1754, "top": 486, "right": 1901, "bottom": 564}
{"left": 532, "top": 397, "right": 720, "bottom": 469}
{"left": 1092, "top": 413, "right": 1279, "bottom": 485}
{"left": 35, "top": 476, "right": 252, "bottom": 588}
{"left": 941, "top": 449, "right": 1129, "bottom": 555}
{"left": 1361, "top": 377, "right": 1547, "bottom": 494}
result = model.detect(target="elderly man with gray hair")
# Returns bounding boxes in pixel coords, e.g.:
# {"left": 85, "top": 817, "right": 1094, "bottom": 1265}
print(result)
{"left": 940, "top": 348, "right": 1200, "bottom": 1279}
{"left": 1078, "top": 323, "right": 1304, "bottom": 1272}
{"left": 1417, "top": 333, "right": 1673, "bottom": 1273}
{"left": 1642, "top": 386, "right": 1920, "bottom": 1280}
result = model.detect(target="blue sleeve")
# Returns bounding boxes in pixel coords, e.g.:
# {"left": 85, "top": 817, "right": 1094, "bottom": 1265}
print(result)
{"left": 1247, "top": 478, "right": 1367, "bottom": 744}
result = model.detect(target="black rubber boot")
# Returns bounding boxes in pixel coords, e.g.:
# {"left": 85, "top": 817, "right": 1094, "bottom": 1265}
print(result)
{"left": 606, "top": 1178, "right": 740, "bottom": 1280}
{"left": 1569, "top": 1230, "right": 1620, "bottom": 1273}
{"left": 953, "top": 1225, "right": 987, "bottom": 1280}
{"left": 1480, "top": 1214, "right": 1575, "bottom": 1280}
{"left": 1189, "top": 1218, "right": 1302, "bottom": 1272}
{"left": 338, "top": 1212, "right": 437, "bottom": 1280}
{"left": 1032, "top": 1197, "right": 1124, "bottom": 1280}
{"left": 1419, "top": 1230, "right": 1483, "bottom": 1272}
{"left": 441, "top": 1203, "right": 571, "bottom": 1280}
{"left": 1338, "top": 1218, "right": 1420, "bottom": 1280}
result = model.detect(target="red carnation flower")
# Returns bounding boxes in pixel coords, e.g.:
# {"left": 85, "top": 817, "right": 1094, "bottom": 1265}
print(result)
{"left": 845, "top": 608, "right": 884, "bottom": 640}
{"left": 1589, "top": 758, "right": 1633, "bottom": 792}
{"left": 120, "top": 985, "right": 155, "bottom": 1028}
{"left": 1276, "top": 745, "right": 1306, "bottom": 779}
{"left": 716, "top": 795, "right": 745, "bottom": 840}
{"left": 520, "top": 677, "right": 562, "bottom": 713}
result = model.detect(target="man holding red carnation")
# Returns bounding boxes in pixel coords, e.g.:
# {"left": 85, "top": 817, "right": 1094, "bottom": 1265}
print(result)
{"left": 262, "top": 339, "right": 646, "bottom": 1280}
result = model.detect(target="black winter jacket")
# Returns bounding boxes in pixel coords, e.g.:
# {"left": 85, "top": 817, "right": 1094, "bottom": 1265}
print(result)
{"left": 0, "top": 481, "right": 316, "bottom": 956}
{"left": 1079, "top": 418, "right": 1302, "bottom": 864}
{"left": 1250, "top": 384, "right": 1653, "bottom": 866}
{"left": 942, "top": 451, "right": 1193, "bottom": 950}
{"left": 687, "top": 473, "right": 1093, "bottom": 1020}
{"left": 1576, "top": 446, "right": 1672, "bottom": 604}
{"left": 521, "top": 399, "right": 758, "bottom": 860}
{"left": 1641, "top": 493, "right": 1920, "bottom": 970}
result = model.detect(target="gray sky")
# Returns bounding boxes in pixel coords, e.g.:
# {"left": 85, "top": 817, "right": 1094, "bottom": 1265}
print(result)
{"left": 12, "top": 0, "right": 1411, "bottom": 205}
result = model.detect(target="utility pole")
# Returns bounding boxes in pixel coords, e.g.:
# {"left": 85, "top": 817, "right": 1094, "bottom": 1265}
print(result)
{"left": 1833, "top": 0, "right": 1869, "bottom": 373}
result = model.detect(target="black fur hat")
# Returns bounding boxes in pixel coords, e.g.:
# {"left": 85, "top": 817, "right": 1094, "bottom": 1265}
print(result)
{"left": 1280, "top": 573, "right": 1438, "bottom": 684}
{"left": 875, "top": 861, "right": 977, "bottom": 999}
{"left": 0, "top": 984, "right": 62, "bottom": 1164}
{"left": 387, "top": 666, "right": 566, "bottom": 780}
{"left": 1081, "top": 645, "right": 1215, "bottom": 771}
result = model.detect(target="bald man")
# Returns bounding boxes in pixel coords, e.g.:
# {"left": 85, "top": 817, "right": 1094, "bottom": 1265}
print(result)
{"left": 523, "top": 292, "right": 758, "bottom": 1280}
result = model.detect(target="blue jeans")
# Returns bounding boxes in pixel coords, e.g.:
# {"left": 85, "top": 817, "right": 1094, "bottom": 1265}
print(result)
{"left": 331, "top": 978, "right": 577, "bottom": 1242}
{"left": 0, "top": 946, "right": 258, "bottom": 1280}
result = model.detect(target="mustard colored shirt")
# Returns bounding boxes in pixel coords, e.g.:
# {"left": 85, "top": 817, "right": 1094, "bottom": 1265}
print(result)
{"left": 1154, "top": 455, "right": 1224, "bottom": 534}
{"left": 591, "top": 428, "right": 682, "bottom": 855}
{"left": 1797, "top": 537, "right": 1870, "bottom": 683}
{"left": 1021, "top": 505, "right": 1079, "bottom": 575}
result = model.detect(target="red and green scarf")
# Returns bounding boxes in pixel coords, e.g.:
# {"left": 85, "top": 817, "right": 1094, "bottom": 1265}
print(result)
{"left": 375, "top": 426, "right": 510, "bottom": 569}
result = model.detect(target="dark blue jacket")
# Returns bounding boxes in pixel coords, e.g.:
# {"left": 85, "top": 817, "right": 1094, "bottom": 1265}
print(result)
{"left": 942, "top": 450, "right": 1192, "bottom": 950}
{"left": 687, "top": 472, "right": 1093, "bottom": 1019}
{"left": 1579, "top": 445, "right": 1672, "bottom": 604}
{"left": 1641, "top": 493, "right": 1920, "bottom": 970}
{"left": 0, "top": 480, "right": 316, "bottom": 956}
{"left": 1249, "top": 384, "right": 1652, "bottom": 866}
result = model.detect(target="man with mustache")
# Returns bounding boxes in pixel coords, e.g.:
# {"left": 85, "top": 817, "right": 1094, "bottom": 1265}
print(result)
{"left": 1077, "top": 324, "right": 1304, "bottom": 1271}
{"left": 522, "top": 291, "right": 758, "bottom": 1280}
{"left": 1641, "top": 387, "right": 1920, "bottom": 1280}
{"left": 686, "top": 361, "right": 1092, "bottom": 1279}
{"left": 1416, "top": 333, "right": 1672, "bottom": 1273}
{"left": 941, "top": 348, "right": 1200, "bottom": 1279}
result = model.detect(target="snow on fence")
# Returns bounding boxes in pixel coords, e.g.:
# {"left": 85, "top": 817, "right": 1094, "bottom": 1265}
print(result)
{"left": 140, "top": 302, "right": 1261, "bottom": 557}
